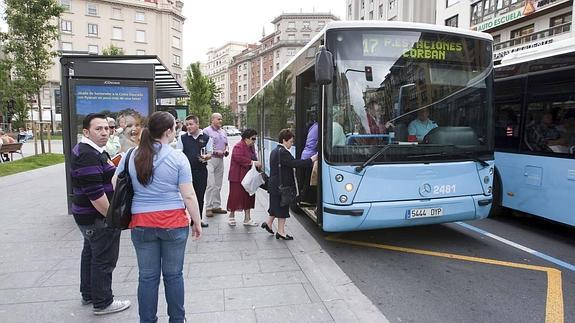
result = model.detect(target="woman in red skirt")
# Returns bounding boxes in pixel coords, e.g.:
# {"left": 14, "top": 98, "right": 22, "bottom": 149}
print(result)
{"left": 227, "top": 128, "right": 261, "bottom": 226}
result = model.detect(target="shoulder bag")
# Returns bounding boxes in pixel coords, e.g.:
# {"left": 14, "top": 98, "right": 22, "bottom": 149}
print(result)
{"left": 107, "top": 148, "right": 135, "bottom": 230}
{"left": 278, "top": 147, "right": 299, "bottom": 207}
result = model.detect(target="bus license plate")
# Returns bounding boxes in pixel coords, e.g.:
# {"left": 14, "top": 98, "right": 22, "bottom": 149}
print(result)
{"left": 406, "top": 207, "right": 443, "bottom": 219}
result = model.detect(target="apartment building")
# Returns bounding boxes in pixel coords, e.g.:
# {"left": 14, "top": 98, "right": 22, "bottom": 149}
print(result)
{"left": 35, "top": 0, "right": 185, "bottom": 122}
{"left": 205, "top": 42, "right": 250, "bottom": 107}
{"left": 226, "top": 12, "right": 338, "bottom": 126}
{"left": 346, "top": 0, "right": 437, "bottom": 23}
{"left": 437, "top": 0, "right": 573, "bottom": 63}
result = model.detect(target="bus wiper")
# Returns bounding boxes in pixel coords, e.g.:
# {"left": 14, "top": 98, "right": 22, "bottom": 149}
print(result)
{"left": 407, "top": 147, "right": 490, "bottom": 167}
{"left": 355, "top": 145, "right": 394, "bottom": 173}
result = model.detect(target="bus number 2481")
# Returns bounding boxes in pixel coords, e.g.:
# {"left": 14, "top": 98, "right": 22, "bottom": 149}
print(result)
{"left": 434, "top": 185, "right": 456, "bottom": 194}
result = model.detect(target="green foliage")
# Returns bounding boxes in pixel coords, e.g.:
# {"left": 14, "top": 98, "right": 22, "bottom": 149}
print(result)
{"left": 2, "top": 0, "right": 63, "bottom": 97}
{"left": 185, "top": 62, "right": 215, "bottom": 127}
{"left": 11, "top": 96, "right": 29, "bottom": 129}
{"left": 266, "top": 70, "right": 294, "bottom": 136}
{"left": 0, "top": 153, "right": 65, "bottom": 177}
{"left": 102, "top": 45, "right": 125, "bottom": 56}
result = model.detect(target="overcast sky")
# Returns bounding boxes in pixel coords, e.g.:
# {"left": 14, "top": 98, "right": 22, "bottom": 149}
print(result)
{"left": 0, "top": 1, "right": 345, "bottom": 66}
{"left": 183, "top": 0, "right": 345, "bottom": 66}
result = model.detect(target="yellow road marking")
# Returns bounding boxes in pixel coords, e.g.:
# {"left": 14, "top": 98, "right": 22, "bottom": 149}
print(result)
{"left": 326, "top": 235, "right": 564, "bottom": 323}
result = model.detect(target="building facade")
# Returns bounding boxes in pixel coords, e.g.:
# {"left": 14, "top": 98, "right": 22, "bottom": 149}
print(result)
{"left": 37, "top": 0, "right": 186, "bottom": 124}
{"left": 346, "top": 0, "right": 437, "bottom": 23}
{"left": 437, "top": 0, "right": 573, "bottom": 63}
{"left": 226, "top": 12, "right": 339, "bottom": 127}
{"left": 205, "top": 42, "right": 250, "bottom": 107}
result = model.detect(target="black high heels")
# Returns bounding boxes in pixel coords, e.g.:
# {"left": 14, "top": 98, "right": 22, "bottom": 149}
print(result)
{"left": 261, "top": 222, "right": 274, "bottom": 234}
{"left": 275, "top": 233, "right": 293, "bottom": 240}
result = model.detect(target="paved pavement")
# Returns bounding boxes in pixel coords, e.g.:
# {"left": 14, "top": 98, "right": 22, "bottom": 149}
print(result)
{"left": 0, "top": 150, "right": 388, "bottom": 322}
{"left": 4, "top": 139, "right": 64, "bottom": 162}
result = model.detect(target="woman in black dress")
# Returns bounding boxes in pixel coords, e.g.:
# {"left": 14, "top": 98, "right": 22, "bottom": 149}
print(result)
{"left": 261, "top": 129, "right": 317, "bottom": 240}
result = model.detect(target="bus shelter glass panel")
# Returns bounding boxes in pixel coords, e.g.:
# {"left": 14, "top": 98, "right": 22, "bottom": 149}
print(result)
{"left": 325, "top": 29, "right": 493, "bottom": 164}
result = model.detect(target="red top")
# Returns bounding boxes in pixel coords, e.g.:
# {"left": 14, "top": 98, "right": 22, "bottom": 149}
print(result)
{"left": 129, "top": 208, "right": 189, "bottom": 229}
{"left": 228, "top": 140, "right": 256, "bottom": 183}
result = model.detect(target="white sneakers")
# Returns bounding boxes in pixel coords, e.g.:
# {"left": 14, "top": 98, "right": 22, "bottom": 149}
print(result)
{"left": 93, "top": 299, "right": 131, "bottom": 315}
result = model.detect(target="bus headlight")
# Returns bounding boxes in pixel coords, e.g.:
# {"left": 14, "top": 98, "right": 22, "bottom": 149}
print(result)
{"left": 345, "top": 183, "right": 354, "bottom": 192}
{"left": 339, "top": 195, "right": 348, "bottom": 203}
{"left": 335, "top": 174, "right": 344, "bottom": 182}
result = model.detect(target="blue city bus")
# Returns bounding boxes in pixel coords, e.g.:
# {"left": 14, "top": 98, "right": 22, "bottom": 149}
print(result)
{"left": 247, "top": 21, "right": 495, "bottom": 232}
{"left": 493, "top": 39, "right": 575, "bottom": 226}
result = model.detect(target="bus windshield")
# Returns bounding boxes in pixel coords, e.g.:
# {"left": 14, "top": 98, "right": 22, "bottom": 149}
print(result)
{"left": 325, "top": 29, "right": 494, "bottom": 164}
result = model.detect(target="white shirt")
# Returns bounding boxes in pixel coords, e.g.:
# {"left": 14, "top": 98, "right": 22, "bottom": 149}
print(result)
{"left": 81, "top": 136, "right": 105, "bottom": 154}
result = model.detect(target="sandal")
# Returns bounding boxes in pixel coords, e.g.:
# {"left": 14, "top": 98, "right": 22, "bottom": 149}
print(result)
{"left": 243, "top": 220, "right": 259, "bottom": 227}
{"left": 228, "top": 217, "right": 236, "bottom": 226}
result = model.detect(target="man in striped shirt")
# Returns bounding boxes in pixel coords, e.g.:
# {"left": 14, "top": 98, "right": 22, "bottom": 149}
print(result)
{"left": 70, "top": 113, "right": 130, "bottom": 315}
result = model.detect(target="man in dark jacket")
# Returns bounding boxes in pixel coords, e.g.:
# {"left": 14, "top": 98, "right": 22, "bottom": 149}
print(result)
{"left": 177, "top": 115, "right": 212, "bottom": 227}
{"left": 70, "top": 113, "right": 130, "bottom": 315}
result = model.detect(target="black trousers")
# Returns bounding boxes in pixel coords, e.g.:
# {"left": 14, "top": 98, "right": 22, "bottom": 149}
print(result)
{"left": 77, "top": 219, "right": 121, "bottom": 309}
{"left": 192, "top": 166, "right": 208, "bottom": 219}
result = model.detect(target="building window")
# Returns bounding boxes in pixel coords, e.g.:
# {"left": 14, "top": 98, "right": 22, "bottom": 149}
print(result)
{"left": 172, "top": 36, "right": 181, "bottom": 48}
{"left": 276, "top": 63, "right": 280, "bottom": 71}
{"left": 287, "top": 48, "right": 296, "bottom": 56}
{"left": 445, "top": 15, "right": 458, "bottom": 27}
{"left": 276, "top": 51, "right": 279, "bottom": 58}
{"left": 288, "top": 34, "right": 295, "bottom": 41}
{"left": 369, "top": 11, "right": 374, "bottom": 20}
{"left": 173, "top": 54, "right": 181, "bottom": 67}
{"left": 348, "top": 4, "right": 352, "bottom": 17}
{"left": 389, "top": 0, "right": 397, "bottom": 10}
{"left": 136, "top": 49, "right": 146, "bottom": 55}
{"left": 318, "top": 21, "right": 325, "bottom": 29}
{"left": 243, "top": 84, "right": 247, "bottom": 91}
{"left": 378, "top": 4, "right": 383, "bottom": 18}
{"left": 550, "top": 13, "right": 572, "bottom": 27}
{"left": 511, "top": 24, "right": 534, "bottom": 39}
{"left": 88, "top": 45, "right": 98, "bottom": 54}
{"left": 446, "top": 0, "right": 460, "bottom": 7}
{"left": 112, "top": 8, "right": 122, "bottom": 20}
{"left": 238, "top": 95, "right": 242, "bottom": 101}
{"left": 362, "top": 0, "right": 365, "bottom": 9}
{"left": 172, "top": 18, "right": 181, "bottom": 31}
{"left": 60, "top": 0, "right": 71, "bottom": 11}
{"left": 61, "top": 42, "right": 73, "bottom": 51}
{"left": 88, "top": 23, "right": 98, "bottom": 36}
{"left": 135, "top": 11, "right": 145, "bottom": 22}
{"left": 244, "top": 74, "right": 247, "bottom": 80}
{"left": 136, "top": 30, "right": 146, "bottom": 42}
{"left": 243, "top": 95, "right": 247, "bottom": 101}
{"left": 492, "top": 34, "right": 501, "bottom": 44}
{"left": 60, "top": 20, "right": 72, "bottom": 32}
{"left": 302, "top": 21, "right": 310, "bottom": 30}
{"left": 87, "top": 3, "right": 98, "bottom": 16}
{"left": 288, "top": 21, "right": 295, "bottom": 30}
{"left": 112, "top": 27, "right": 123, "bottom": 40}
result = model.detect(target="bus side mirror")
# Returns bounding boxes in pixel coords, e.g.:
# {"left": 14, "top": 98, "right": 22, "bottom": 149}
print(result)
{"left": 315, "top": 46, "right": 333, "bottom": 85}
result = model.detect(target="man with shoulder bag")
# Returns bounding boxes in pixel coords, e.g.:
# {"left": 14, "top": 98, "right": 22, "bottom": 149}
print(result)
{"left": 70, "top": 113, "right": 130, "bottom": 315}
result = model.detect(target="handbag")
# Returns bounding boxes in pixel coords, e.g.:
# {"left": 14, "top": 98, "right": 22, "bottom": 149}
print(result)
{"left": 106, "top": 148, "right": 135, "bottom": 230}
{"left": 260, "top": 172, "right": 269, "bottom": 191}
{"left": 278, "top": 147, "right": 299, "bottom": 207}
{"left": 241, "top": 163, "right": 265, "bottom": 196}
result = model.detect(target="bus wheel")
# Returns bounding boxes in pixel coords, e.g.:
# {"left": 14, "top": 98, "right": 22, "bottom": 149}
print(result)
{"left": 489, "top": 169, "right": 503, "bottom": 217}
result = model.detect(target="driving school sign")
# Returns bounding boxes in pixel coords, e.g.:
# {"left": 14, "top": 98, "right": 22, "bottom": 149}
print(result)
{"left": 475, "top": 8, "right": 523, "bottom": 32}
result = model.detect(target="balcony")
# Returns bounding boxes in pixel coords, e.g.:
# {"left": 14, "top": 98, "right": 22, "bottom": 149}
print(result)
{"left": 494, "top": 22, "right": 571, "bottom": 51}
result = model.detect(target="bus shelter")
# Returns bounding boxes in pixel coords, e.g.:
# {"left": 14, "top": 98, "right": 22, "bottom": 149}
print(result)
{"left": 60, "top": 55, "right": 188, "bottom": 212}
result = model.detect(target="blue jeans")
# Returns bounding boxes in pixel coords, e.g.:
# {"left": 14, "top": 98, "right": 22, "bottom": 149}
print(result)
{"left": 77, "top": 218, "right": 121, "bottom": 309}
{"left": 131, "top": 227, "right": 189, "bottom": 323}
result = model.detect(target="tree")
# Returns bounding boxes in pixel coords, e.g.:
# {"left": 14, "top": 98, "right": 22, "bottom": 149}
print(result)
{"left": 11, "top": 96, "right": 29, "bottom": 130}
{"left": 185, "top": 62, "right": 213, "bottom": 127}
{"left": 2, "top": 0, "right": 63, "bottom": 153}
{"left": 102, "top": 44, "right": 125, "bottom": 56}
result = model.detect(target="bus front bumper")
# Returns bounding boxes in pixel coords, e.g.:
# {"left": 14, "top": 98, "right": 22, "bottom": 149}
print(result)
{"left": 321, "top": 195, "right": 491, "bottom": 232}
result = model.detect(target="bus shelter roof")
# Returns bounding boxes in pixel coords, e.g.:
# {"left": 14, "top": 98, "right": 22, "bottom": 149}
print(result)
{"left": 62, "top": 55, "right": 188, "bottom": 99}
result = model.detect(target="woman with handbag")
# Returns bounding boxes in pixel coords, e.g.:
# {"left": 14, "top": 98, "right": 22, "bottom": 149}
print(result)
{"left": 113, "top": 111, "right": 202, "bottom": 323}
{"left": 261, "top": 129, "right": 317, "bottom": 240}
{"left": 226, "top": 128, "right": 262, "bottom": 226}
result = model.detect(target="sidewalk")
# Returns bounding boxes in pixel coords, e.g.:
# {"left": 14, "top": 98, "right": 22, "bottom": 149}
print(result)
{"left": 0, "top": 154, "right": 387, "bottom": 322}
